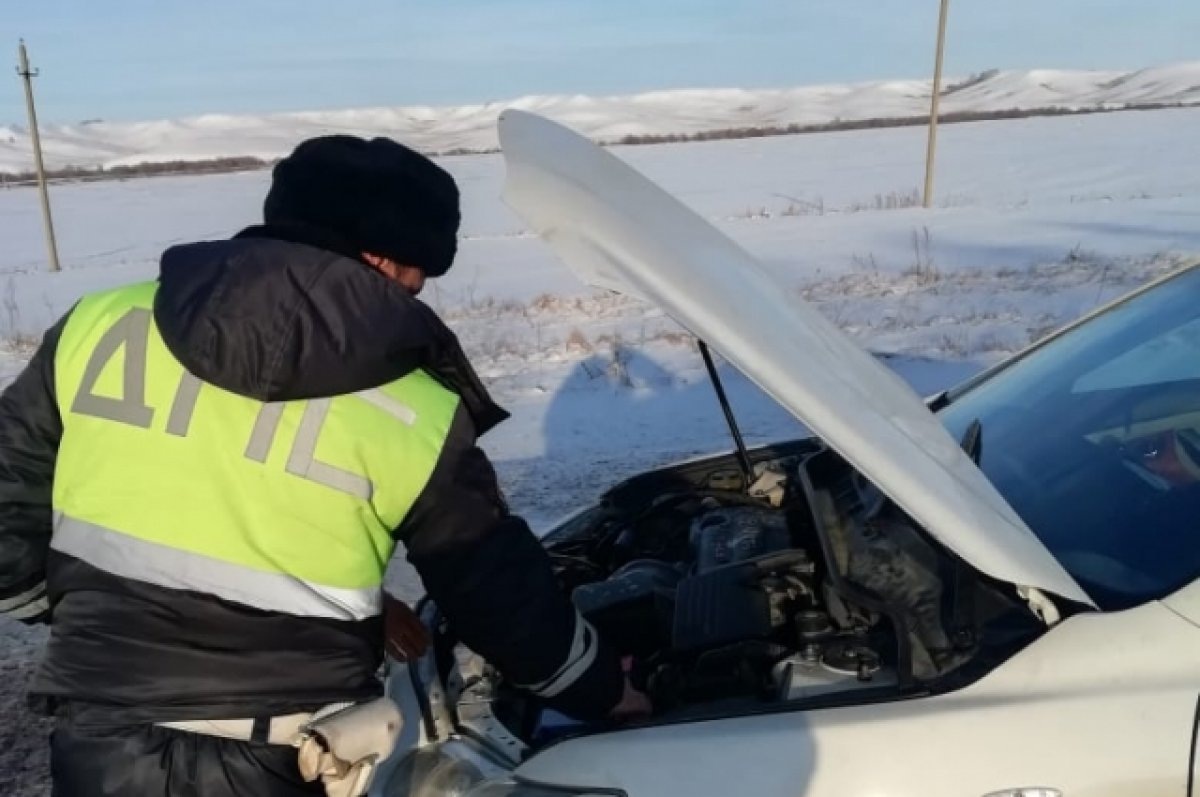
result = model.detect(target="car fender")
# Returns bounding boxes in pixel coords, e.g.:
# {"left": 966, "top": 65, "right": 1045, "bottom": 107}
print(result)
{"left": 516, "top": 597, "right": 1200, "bottom": 797}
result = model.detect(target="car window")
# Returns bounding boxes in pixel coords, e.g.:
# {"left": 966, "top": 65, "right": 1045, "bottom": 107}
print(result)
{"left": 939, "top": 267, "right": 1200, "bottom": 611}
{"left": 1074, "top": 316, "right": 1200, "bottom": 392}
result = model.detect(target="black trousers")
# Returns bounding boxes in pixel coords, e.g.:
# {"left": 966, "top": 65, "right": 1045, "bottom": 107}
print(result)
{"left": 50, "top": 721, "right": 325, "bottom": 797}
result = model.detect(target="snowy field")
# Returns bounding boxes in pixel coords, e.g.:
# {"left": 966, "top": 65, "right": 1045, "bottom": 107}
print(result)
{"left": 0, "top": 104, "right": 1199, "bottom": 795}
{"left": 2, "top": 61, "right": 1199, "bottom": 173}
{"left": 2, "top": 106, "right": 1199, "bottom": 526}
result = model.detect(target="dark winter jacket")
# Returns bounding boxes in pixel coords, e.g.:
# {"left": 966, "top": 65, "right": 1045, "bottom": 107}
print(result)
{"left": 0, "top": 224, "right": 623, "bottom": 722}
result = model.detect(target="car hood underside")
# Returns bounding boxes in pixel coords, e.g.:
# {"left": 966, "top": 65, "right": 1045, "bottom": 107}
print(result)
{"left": 496, "top": 109, "right": 1094, "bottom": 613}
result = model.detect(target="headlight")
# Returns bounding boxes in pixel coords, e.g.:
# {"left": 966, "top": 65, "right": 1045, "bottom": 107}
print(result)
{"left": 380, "top": 738, "right": 622, "bottom": 797}
{"left": 462, "top": 779, "right": 624, "bottom": 796}
{"left": 381, "top": 739, "right": 506, "bottom": 797}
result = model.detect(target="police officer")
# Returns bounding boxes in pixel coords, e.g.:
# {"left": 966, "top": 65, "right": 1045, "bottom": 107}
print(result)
{"left": 0, "top": 136, "right": 649, "bottom": 796}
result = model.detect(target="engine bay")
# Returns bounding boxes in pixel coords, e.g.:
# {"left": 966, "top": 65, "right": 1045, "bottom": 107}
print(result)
{"left": 560, "top": 495, "right": 900, "bottom": 714}
{"left": 434, "top": 442, "right": 1042, "bottom": 751}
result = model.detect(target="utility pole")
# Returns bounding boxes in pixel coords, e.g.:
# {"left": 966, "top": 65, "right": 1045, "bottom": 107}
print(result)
{"left": 16, "top": 39, "right": 61, "bottom": 272}
{"left": 922, "top": 0, "right": 950, "bottom": 209}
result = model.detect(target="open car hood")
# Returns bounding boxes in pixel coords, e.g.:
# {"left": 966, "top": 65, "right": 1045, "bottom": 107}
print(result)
{"left": 497, "top": 109, "right": 1094, "bottom": 613}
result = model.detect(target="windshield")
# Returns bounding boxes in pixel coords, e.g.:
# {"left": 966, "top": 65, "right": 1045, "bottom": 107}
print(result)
{"left": 939, "top": 266, "right": 1200, "bottom": 611}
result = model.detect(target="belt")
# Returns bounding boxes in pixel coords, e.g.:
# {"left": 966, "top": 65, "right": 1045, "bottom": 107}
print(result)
{"left": 156, "top": 712, "right": 317, "bottom": 746}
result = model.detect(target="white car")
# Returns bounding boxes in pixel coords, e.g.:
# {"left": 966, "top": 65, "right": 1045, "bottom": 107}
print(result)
{"left": 375, "top": 111, "right": 1200, "bottom": 797}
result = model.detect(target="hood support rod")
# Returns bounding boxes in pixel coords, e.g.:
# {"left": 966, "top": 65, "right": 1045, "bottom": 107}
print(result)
{"left": 697, "top": 339, "right": 754, "bottom": 484}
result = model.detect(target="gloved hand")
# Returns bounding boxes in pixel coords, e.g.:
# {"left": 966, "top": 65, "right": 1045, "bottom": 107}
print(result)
{"left": 296, "top": 737, "right": 373, "bottom": 797}
{"left": 609, "top": 676, "right": 653, "bottom": 721}
{"left": 295, "top": 698, "right": 403, "bottom": 797}
{"left": 383, "top": 593, "right": 430, "bottom": 662}
{"left": 609, "top": 656, "right": 652, "bottom": 721}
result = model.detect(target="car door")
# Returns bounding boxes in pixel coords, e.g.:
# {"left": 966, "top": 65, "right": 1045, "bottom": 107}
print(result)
{"left": 1160, "top": 582, "right": 1200, "bottom": 797}
{"left": 1192, "top": 693, "right": 1200, "bottom": 797}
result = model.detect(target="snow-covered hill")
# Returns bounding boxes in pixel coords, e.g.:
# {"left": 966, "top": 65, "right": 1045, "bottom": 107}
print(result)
{"left": 2, "top": 61, "right": 1199, "bottom": 174}
{"left": 2, "top": 79, "right": 1200, "bottom": 797}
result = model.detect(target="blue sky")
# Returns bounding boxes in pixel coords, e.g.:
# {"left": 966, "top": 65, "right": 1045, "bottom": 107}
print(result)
{"left": 3, "top": 0, "right": 1197, "bottom": 123}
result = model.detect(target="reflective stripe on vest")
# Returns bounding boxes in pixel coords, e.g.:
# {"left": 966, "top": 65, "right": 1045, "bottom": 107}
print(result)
{"left": 51, "top": 281, "right": 460, "bottom": 621}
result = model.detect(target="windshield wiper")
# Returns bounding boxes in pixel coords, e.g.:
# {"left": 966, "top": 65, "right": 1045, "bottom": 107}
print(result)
{"left": 960, "top": 418, "right": 983, "bottom": 465}
{"left": 926, "top": 390, "right": 952, "bottom": 412}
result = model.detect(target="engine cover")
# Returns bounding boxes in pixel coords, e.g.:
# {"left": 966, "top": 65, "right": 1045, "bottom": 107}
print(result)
{"left": 573, "top": 560, "right": 681, "bottom": 655}
{"left": 672, "top": 562, "right": 775, "bottom": 653}
{"left": 690, "top": 507, "right": 792, "bottom": 573}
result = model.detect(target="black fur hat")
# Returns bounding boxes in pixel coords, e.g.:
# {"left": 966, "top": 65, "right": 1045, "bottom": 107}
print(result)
{"left": 264, "top": 135, "right": 460, "bottom": 277}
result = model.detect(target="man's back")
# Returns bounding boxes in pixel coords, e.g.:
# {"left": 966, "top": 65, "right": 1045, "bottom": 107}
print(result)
{"left": 40, "top": 262, "right": 460, "bottom": 721}
{"left": 0, "top": 135, "right": 634, "bottom": 797}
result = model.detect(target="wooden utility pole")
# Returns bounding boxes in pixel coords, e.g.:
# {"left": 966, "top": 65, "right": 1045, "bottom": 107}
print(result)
{"left": 922, "top": 0, "right": 950, "bottom": 209}
{"left": 16, "top": 39, "right": 61, "bottom": 272}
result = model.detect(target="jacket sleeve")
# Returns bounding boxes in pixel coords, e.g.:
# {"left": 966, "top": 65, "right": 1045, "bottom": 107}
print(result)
{"left": 395, "top": 404, "right": 624, "bottom": 721}
{"left": 0, "top": 314, "right": 68, "bottom": 625}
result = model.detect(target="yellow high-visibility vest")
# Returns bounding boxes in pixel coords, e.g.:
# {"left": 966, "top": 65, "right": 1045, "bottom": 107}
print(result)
{"left": 50, "top": 281, "right": 459, "bottom": 621}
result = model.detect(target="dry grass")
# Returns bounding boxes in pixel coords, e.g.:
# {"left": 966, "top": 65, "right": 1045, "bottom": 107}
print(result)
{"left": 0, "top": 279, "right": 39, "bottom": 355}
{"left": 732, "top": 206, "right": 772, "bottom": 220}
{"left": 901, "top": 226, "right": 940, "bottom": 283}
{"left": 612, "top": 102, "right": 1198, "bottom": 148}
{"left": 743, "top": 188, "right": 925, "bottom": 220}
{"left": 846, "top": 188, "right": 923, "bottom": 213}
{"left": 564, "top": 328, "right": 592, "bottom": 354}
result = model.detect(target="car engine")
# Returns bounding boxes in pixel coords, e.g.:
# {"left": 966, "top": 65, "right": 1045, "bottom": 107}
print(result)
{"left": 435, "top": 445, "right": 1021, "bottom": 752}
{"left": 554, "top": 488, "right": 898, "bottom": 716}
